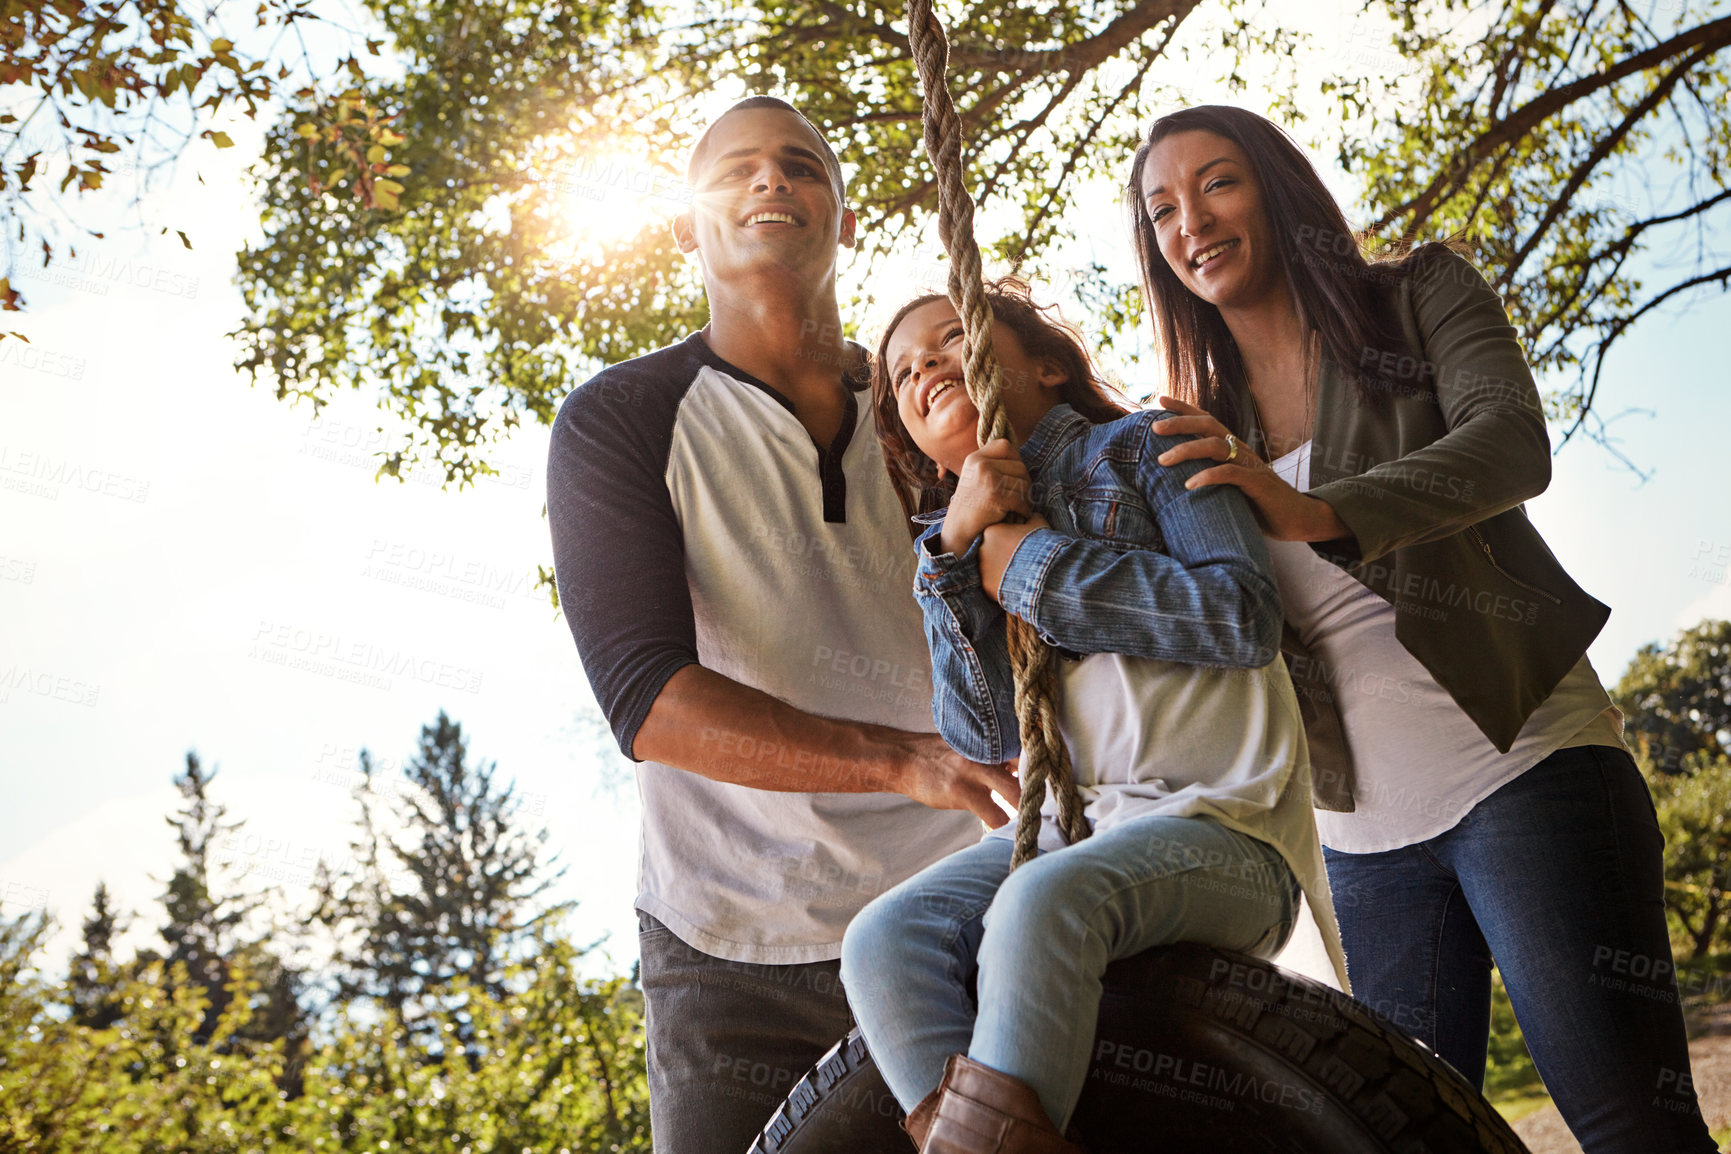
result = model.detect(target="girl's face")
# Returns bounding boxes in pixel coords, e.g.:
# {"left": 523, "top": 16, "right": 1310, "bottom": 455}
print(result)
{"left": 1139, "top": 130, "right": 1283, "bottom": 314}
{"left": 883, "top": 299, "right": 1066, "bottom": 476}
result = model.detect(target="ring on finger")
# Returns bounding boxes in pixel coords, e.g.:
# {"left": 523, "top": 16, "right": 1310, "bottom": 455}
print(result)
{"left": 1224, "top": 433, "right": 1239, "bottom": 463}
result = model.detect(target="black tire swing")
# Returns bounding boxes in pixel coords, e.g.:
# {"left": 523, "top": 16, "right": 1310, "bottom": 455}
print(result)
{"left": 750, "top": 943, "right": 1530, "bottom": 1153}
{"left": 751, "top": 4, "right": 1533, "bottom": 1151}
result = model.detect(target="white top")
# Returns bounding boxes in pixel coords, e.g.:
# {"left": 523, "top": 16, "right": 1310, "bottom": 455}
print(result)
{"left": 653, "top": 366, "right": 980, "bottom": 961}
{"left": 985, "top": 650, "right": 1352, "bottom": 991}
{"left": 1266, "top": 441, "right": 1625, "bottom": 855}
{"left": 548, "top": 337, "right": 981, "bottom": 964}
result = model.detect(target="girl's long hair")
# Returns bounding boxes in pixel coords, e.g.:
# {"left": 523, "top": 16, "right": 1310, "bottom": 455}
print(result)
{"left": 871, "top": 276, "right": 1131, "bottom": 518}
{"left": 1124, "top": 104, "right": 1450, "bottom": 443}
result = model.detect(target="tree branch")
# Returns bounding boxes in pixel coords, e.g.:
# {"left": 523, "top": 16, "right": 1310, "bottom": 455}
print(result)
{"left": 1498, "top": 44, "right": 1710, "bottom": 288}
{"left": 1010, "top": 45, "right": 1164, "bottom": 266}
{"left": 813, "top": 0, "right": 1197, "bottom": 74}
{"left": 1369, "top": 13, "right": 1731, "bottom": 232}
{"left": 1562, "top": 260, "right": 1731, "bottom": 445}
{"left": 1483, "top": 0, "right": 1563, "bottom": 120}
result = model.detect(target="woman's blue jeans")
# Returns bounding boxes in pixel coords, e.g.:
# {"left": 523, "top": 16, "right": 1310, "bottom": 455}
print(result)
{"left": 840, "top": 814, "right": 1297, "bottom": 1129}
{"left": 1324, "top": 744, "right": 1716, "bottom": 1154}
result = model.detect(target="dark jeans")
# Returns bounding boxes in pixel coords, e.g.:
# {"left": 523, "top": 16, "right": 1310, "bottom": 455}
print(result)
{"left": 636, "top": 911, "right": 855, "bottom": 1154}
{"left": 1325, "top": 744, "right": 1715, "bottom": 1154}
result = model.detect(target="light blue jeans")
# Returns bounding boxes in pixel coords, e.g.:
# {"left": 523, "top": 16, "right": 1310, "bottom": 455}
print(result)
{"left": 840, "top": 814, "right": 1298, "bottom": 1129}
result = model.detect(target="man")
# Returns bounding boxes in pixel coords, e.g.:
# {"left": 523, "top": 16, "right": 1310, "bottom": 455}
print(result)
{"left": 546, "top": 96, "right": 1019, "bottom": 1151}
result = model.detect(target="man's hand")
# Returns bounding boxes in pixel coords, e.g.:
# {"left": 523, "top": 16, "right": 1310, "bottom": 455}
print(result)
{"left": 886, "top": 730, "right": 1022, "bottom": 828}
{"left": 939, "top": 439, "right": 1034, "bottom": 557}
{"left": 636, "top": 666, "right": 1021, "bottom": 825}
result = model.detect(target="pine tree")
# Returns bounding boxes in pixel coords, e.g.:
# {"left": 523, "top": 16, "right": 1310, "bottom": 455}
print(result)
{"left": 158, "top": 753, "right": 308, "bottom": 1071}
{"left": 160, "top": 753, "right": 250, "bottom": 1040}
{"left": 317, "top": 711, "right": 568, "bottom": 1053}
{"left": 67, "top": 882, "right": 131, "bottom": 1030}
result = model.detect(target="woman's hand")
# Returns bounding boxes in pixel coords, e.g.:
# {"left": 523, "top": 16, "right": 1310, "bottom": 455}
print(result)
{"left": 978, "top": 515, "right": 1049, "bottom": 603}
{"left": 1150, "top": 397, "right": 1351, "bottom": 543}
{"left": 939, "top": 439, "right": 1035, "bottom": 557}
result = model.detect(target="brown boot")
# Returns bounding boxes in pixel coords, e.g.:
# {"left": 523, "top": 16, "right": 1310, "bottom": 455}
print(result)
{"left": 902, "top": 1085, "right": 940, "bottom": 1149}
{"left": 920, "top": 1055, "right": 1082, "bottom": 1153}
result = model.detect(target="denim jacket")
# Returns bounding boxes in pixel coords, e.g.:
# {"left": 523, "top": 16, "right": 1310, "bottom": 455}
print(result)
{"left": 914, "top": 404, "right": 1283, "bottom": 766}
{"left": 912, "top": 404, "right": 1351, "bottom": 990}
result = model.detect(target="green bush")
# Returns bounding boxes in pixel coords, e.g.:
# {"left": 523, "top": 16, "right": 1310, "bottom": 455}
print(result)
{"left": 0, "top": 911, "right": 649, "bottom": 1153}
{"left": 1644, "top": 753, "right": 1731, "bottom": 963}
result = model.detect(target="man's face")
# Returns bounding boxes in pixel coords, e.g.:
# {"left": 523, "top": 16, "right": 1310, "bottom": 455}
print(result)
{"left": 674, "top": 108, "right": 856, "bottom": 287}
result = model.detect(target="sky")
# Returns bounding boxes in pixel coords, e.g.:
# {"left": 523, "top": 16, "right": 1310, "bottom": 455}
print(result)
{"left": 2, "top": 0, "right": 1728, "bottom": 986}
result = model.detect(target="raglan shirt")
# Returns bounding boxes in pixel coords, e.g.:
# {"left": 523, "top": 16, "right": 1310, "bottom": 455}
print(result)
{"left": 547, "top": 333, "right": 981, "bottom": 965}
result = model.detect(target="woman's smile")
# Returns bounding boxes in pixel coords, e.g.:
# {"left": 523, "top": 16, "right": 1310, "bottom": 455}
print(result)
{"left": 1189, "top": 238, "right": 1239, "bottom": 271}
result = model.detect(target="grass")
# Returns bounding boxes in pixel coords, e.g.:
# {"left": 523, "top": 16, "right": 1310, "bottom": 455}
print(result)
{"left": 1483, "top": 968, "right": 1545, "bottom": 1108}
{"left": 1491, "top": 1090, "right": 1555, "bottom": 1126}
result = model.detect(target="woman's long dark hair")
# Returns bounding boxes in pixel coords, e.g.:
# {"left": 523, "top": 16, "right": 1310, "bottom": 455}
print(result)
{"left": 871, "top": 276, "right": 1131, "bottom": 517}
{"left": 1124, "top": 104, "right": 1448, "bottom": 443}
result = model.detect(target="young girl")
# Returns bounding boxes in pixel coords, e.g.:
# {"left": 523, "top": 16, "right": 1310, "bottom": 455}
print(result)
{"left": 839, "top": 278, "right": 1348, "bottom": 1152}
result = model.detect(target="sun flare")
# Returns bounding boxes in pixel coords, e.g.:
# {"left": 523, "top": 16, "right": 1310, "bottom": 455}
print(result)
{"left": 536, "top": 145, "right": 691, "bottom": 260}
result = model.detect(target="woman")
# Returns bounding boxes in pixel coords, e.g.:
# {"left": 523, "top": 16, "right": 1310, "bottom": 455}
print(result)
{"left": 1125, "top": 104, "right": 1714, "bottom": 1152}
{"left": 842, "top": 278, "right": 1346, "bottom": 1150}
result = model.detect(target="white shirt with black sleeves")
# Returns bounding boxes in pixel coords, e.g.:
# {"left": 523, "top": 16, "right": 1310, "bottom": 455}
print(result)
{"left": 547, "top": 333, "right": 981, "bottom": 965}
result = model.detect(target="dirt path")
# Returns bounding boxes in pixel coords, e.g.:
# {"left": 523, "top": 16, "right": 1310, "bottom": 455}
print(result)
{"left": 1512, "top": 1005, "right": 1731, "bottom": 1154}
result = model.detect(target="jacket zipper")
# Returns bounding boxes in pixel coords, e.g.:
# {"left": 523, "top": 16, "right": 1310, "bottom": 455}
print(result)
{"left": 1467, "top": 525, "right": 1562, "bottom": 605}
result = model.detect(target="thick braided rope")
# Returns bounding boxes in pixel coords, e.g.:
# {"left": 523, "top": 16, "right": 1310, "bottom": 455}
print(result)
{"left": 907, "top": 0, "right": 1090, "bottom": 867}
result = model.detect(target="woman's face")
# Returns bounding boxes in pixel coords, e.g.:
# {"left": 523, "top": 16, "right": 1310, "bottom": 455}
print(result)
{"left": 884, "top": 299, "right": 1065, "bottom": 476}
{"left": 1139, "top": 129, "right": 1283, "bottom": 314}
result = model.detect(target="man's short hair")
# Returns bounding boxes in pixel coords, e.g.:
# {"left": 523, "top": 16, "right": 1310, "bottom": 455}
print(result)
{"left": 685, "top": 95, "right": 848, "bottom": 206}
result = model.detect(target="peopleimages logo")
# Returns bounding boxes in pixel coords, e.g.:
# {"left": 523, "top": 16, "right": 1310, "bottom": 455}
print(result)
{"left": 13, "top": 250, "right": 200, "bottom": 299}
{"left": 0, "top": 664, "right": 101, "bottom": 708}
{"left": 0, "top": 446, "right": 150, "bottom": 503}
{"left": 361, "top": 539, "right": 544, "bottom": 610}
{"left": 249, "top": 620, "right": 484, "bottom": 694}
{"left": 0, "top": 340, "right": 86, "bottom": 380}
{"left": 548, "top": 155, "right": 695, "bottom": 207}
{"left": 298, "top": 417, "right": 535, "bottom": 491}
{"left": 1091, "top": 1040, "right": 1325, "bottom": 1115}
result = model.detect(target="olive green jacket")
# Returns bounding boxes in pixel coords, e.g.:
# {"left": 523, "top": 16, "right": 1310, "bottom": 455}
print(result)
{"left": 1284, "top": 247, "right": 1610, "bottom": 812}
